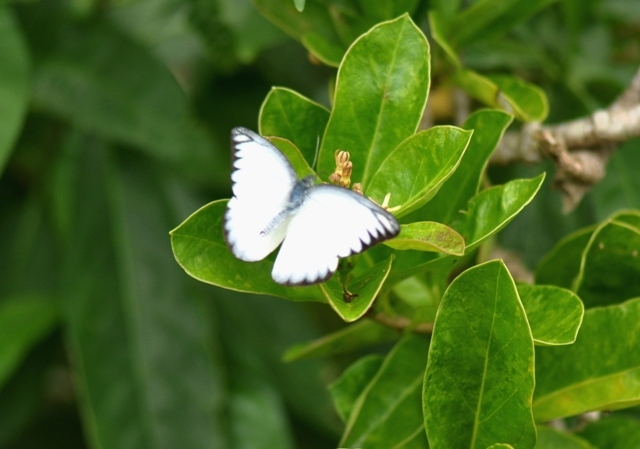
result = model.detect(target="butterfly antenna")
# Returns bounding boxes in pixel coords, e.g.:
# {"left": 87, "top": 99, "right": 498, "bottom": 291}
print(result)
{"left": 311, "top": 135, "right": 320, "bottom": 171}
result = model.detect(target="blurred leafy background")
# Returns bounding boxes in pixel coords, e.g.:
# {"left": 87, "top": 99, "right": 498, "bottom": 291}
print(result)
{"left": 1, "top": 0, "right": 640, "bottom": 448}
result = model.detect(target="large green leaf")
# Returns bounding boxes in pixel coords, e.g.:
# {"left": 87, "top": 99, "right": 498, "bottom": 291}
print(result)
{"left": 534, "top": 226, "right": 595, "bottom": 289}
{"left": 0, "top": 295, "right": 58, "bottom": 389}
{"left": 329, "top": 354, "right": 385, "bottom": 422}
{"left": 454, "top": 174, "right": 546, "bottom": 251}
{"left": 406, "top": 109, "right": 513, "bottom": 225}
{"left": 170, "top": 200, "right": 325, "bottom": 302}
{"left": 259, "top": 87, "right": 330, "bottom": 165}
{"left": 62, "top": 142, "right": 224, "bottom": 449}
{"left": 424, "top": 260, "right": 536, "bottom": 449}
{"left": 367, "top": 126, "right": 472, "bottom": 217}
{"left": 575, "top": 214, "right": 640, "bottom": 307}
{"left": 318, "top": 14, "right": 430, "bottom": 192}
{"left": 31, "top": 22, "right": 219, "bottom": 180}
{"left": 579, "top": 415, "right": 640, "bottom": 449}
{"left": 340, "top": 334, "right": 429, "bottom": 448}
{"left": 283, "top": 319, "right": 397, "bottom": 362}
{"left": 517, "top": 284, "right": 584, "bottom": 346}
{"left": 0, "top": 8, "right": 30, "bottom": 175}
{"left": 534, "top": 297, "right": 640, "bottom": 421}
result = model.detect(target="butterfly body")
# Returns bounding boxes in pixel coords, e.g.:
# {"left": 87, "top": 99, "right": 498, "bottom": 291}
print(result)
{"left": 224, "top": 127, "right": 399, "bottom": 286}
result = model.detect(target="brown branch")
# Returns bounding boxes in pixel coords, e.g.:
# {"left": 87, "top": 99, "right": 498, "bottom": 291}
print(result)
{"left": 492, "top": 66, "right": 640, "bottom": 212}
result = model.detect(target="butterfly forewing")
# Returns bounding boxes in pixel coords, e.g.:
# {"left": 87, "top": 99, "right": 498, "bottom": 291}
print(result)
{"left": 272, "top": 185, "right": 400, "bottom": 285}
{"left": 224, "top": 128, "right": 298, "bottom": 262}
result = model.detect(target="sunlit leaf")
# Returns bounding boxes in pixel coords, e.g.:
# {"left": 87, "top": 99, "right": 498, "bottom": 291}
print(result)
{"left": 383, "top": 222, "right": 465, "bottom": 255}
{"left": 318, "top": 15, "right": 430, "bottom": 194}
{"left": 424, "top": 260, "right": 536, "bottom": 449}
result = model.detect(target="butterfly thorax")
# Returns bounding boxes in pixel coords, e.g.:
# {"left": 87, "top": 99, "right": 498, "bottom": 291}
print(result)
{"left": 260, "top": 175, "right": 316, "bottom": 237}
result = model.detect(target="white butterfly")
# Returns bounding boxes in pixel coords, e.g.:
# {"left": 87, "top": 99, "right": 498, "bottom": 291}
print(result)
{"left": 224, "top": 127, "right": 400, "bottom": 286}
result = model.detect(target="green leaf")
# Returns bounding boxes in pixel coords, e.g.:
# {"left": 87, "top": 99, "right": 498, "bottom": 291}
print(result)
{"left": 31, "top": 22, "right": 219, "bottom": 178}
{"left": 170, "top": 200, "right": 325, "bottom": 302}
{"left": 537, "top": 426, "right": 597, "bottom": 449}
{"left": 318, "top": 14, "right": 430, "bottom": 191}
{"left": 383, "top": 222, "right": 465, "bottom": 255}
{"left": 340, "top": 334, "right": 430, "bottom": 448}
{"left": 367, "top": 126, "right": 473, "bottom": 216}
{"left": 62, "top": 142, "right": 224, "bottom": 449}
{"left": 406, "top": 109, "right": 513, "bottom": 225}
{"left": 579, "top": 415, "right": 640, "bottom": 449}
{"left": 489, "top": 75, "right": 549, "bottom": 123}
{"left": 534, "top": 297, "right": 640, "bottom": 421}
{"left": 517, "top": 284, "right": 584, "bottom": 346}
{"left": 259, "top": 87, "right": 330, "bottom": 165}
{"left": 0, "top": 295, "right": 58, "bottom": 389}
{"left": 534, "top": 226, "right": 596, "bottom": 289}
{"left": 301, "top": 32, "right": 345, "bottom": 66}
{"left": 486, "top": 445, "right": 513, "bottom": 449}
{"left": 575, "top": 215, "right": 640, "bottom": 307}
{"left": 424, "top": 260, "right": 536, "bottom": 449}
{"left": 454, "top": 174, "right": 546, "bottom": 251}
{"left": 329, "top": 354, "right": 385, "bottom": 422}
{"left": 320, "top": 256, "right": 394, "bottom": 322}
{"left": 453, "top": 69, "right": 549, "bottom": 122}
{"left": 283, "top": 319, "right": 397, "bottom": 362}
{"left": 0, "top": 8, "right": 30, "bottom": 175}
{"left": 445, "top": 0, "right": 559, "bottom": 49}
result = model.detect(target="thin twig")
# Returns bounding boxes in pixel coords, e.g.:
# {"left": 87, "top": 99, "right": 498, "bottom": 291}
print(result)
{"left": 367, "top": 311, "right": 434, "bottom": 334}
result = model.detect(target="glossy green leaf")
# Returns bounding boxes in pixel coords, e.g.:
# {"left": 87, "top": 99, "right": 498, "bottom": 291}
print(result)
{"left": 320, "top": 256, "right": 394, "bottom": 322}
{"left": 259, "top": 87, "right": 330, "bottom": 165}
{"left": 453, "top": 70, "right": 548, "bottom": 122}
{"left": 268, "top": 136, "right": 315, "bottom": 178}
{"left": 424, "top": 260, "right": 536, "bottom": 449}
{"left": 575, "top": 216, "right": 640, "bottom": 307}
{"left": 0, "top": 295, "right": 58, "bottom": 389}
{"left": 537, "top": 426, "right": 597, "bottom": 449}
{"left": 367, "top": 126, "right": 473, "bottom": 216}
{"left": 517, "top": 284, "right": 584, "bottom": 346}
{"left": 384, "top": 222, "right": 465, "bottom": 255}
{"left": 170, "top": 200, "right": 325, "bottom": 302}
{"left": 486, "top": 445, "right": 513, "bottom": 449}
{"left": 318, "top": 15, "right": 430, "bottom": 192}
{"left": 454, "top": 174, "right": 545, "bottom": 251}
{"left": 579, "top": 415, "right": 640, "bottom": 449}
{"left": 406, "top": 109, "right": 513, "bottom": 225}
{"left": 31, "top": 22, "right": 218, "bottom": 174}
{"left": 341, "top": 334, "right": 430, "bottom": 448}
{"left": 445, "top": 0, "right": 559, "bottom": 49}
{"left": 0, "top": 8, "right": 30, "bottom": 175}
{"left": 534, "top": 297, "right": 640, "bottom": 421}
{"left": 62, "top": 142, "right": 223, "bottom": 449}
{"left": 534, "top": 226, "right": 595, "bottom": 289}
{"left": 283, "top": 319, "right": 397, "bottom": 362}
{"left": 329, "top": 355, "right": 385, "bottom": 422}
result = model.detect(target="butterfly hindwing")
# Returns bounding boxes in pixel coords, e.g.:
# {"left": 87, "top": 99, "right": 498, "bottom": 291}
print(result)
{"left": 272, "top": 185, "right": 400, "bottom": 285}
{"left": 224, "top": 127, "right": 298, "bottom": 262}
